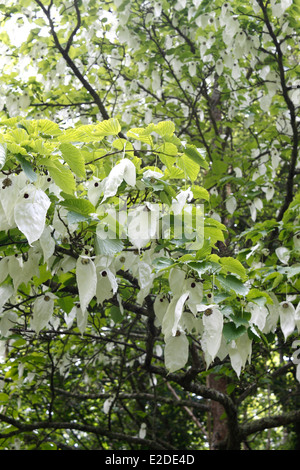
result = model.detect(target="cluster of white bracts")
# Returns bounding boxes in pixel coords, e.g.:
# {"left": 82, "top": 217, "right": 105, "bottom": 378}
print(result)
{"left": 0, "top": 166, "right": 300, "bottom": 381}
{"left": 154, "top": 267, "right": 300, "bottom": 377}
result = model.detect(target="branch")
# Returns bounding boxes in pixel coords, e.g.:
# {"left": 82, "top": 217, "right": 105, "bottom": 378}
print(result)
{"left": 0, "top": 412, "right": 170, "bottom": 449}
{"left": 54, "top": 388, "right": 209, "bottom": 411}
{"left": 165, "top": 381, "right": 209, "bottom": 438}
{"left": 257, "top": 0, "right": 299, "bottom": 221}
{"left": 240, "top": 410, "right": 300, "bottom": 439}
{"left": 64, "top": 0, "right": 81, "bottom": 54}
{"left": 33, "top": 0, "right": 125, "bottom": 133}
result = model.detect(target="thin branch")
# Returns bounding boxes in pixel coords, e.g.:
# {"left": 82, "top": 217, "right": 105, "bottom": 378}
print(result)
{"left": 33, "top": 0, "right": 122, "bottom": 131}
{"left": 257, "top": 0, "right": 299, "bottom": 221}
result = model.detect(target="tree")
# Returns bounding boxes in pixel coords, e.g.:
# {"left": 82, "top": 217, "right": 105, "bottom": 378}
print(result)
{"left": 0, "top": 0, "right": 300, "bottom": 451}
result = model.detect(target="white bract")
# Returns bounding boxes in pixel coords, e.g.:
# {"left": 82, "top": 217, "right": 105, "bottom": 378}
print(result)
{"left": 39, "top": 225, "right": 55, "bottom": 263}
{"left": 102, "top": 158, "right": 136, "bottom": 202}
{"left": 201, "top": 307, "right": 223, "bottom": 364}
{"left": 31, "top": 293, "right": 56, "bottom": 334}
{"left": 14, "top": 185, "right": 51, "bottom": 246}
{"left": 279, "top": 301, "right": 296, "bottom": 340}
{"left": 96, "top": 267, "right": 118, "bottom": 305}
{"left": 228, "top": 334, "right": 252, "bottom": 377}
{"left": 226, "top": 195, "right": 237, "bottom": 214}
{"left": 0, "top": 284, "right": 14, "bottom": 312}
{"left": 275, "top": 247, "right": 290, "bottom": 265}
{"left": 164, "top": 333, "right": 189, "bottom": 373}
{"left": 76, "top": 256, "right": 97, "bottom": 313}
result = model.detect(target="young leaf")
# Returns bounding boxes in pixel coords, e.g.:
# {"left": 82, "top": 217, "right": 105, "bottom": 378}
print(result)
{"left": 95, "top": 118, "right": 121, "bottom": 136}
{"left": 44, "top": 160, "right": 76, "bottom": 194}
{"left": 60, "top": 143, "right": 86, "bottom": 178}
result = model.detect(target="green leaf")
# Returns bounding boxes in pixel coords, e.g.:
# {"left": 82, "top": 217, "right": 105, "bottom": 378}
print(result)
{"left": 110, "top": 305, "right": 123, "bottom": 323}
{"left": 216, "top": 274, "right": 250, "bottom": 296}
{"left": 154, "top": 121, "right": 175, "bottom": 137}
{"left": 156, "top": 142, "right": 178, "bottom": 157}
{"left": 220, "top": 257, "right": 247, "bottom": 280}
{"left": 183, "top": 145, "right": 209, "bottom": 170}
{"left": 95, "top": 235, "right": 124, "bottom": 256}
{"left": 204, "top": 226, "right": 225, "bottom": 245}
{"left": 36, "top": 119, "right": 62, "bottom": 136}
{"left": 45, "top": 160, "right": 76, "bottom": 195}
{"left": 127, "top": 127, "right": 153, "bottom": 146}
{"left": 152, "top": 257, "right": 175, "bottom": 272}
{"left": 223, "top": 322, "right": 247, "bottom": 342}
{"left": 188, "top": 260, "right": 222, "bottom": 275}
{"left": 177, "top": 154, "right": 200, "bottom": 182}
{"left": 15, "top": 154, "right": 37, "bottom": 182}
{"left": 191, "top": 185, "right": 210, "bottom": 201}
{"left": 246, "top": 288, "right": 273, "bottom": 305}
{"left": 95, "top": 118, "right": 121, "bottom": 136}
{"left": 60, "top": 143, "right": 86, "bottom": 178}
{"left": 60, "top": 197, "right": 95, "bottom": 217}
{"left": 0, "top": 393, "right": 9, "bottom": 403}
{"left": 59, "top": 126, "right": 101, "bottom": 143}
{"left": 57, "top": 296, "right": 75, "bottom": 314}
{"left": 112, "top": 138, "right": 134, "bottom": 152}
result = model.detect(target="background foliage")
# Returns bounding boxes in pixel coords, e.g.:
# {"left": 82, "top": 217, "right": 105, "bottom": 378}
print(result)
{"left": 0, "top": 0, "right": 300, "bottom": 450}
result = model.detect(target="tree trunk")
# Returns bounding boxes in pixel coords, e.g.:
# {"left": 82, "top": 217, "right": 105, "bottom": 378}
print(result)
{"left": 207, "top": 374, "right": 229, "bottom": 450}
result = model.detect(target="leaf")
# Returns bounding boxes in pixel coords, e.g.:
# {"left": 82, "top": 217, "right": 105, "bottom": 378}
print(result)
{"left": 216, "top": 274, "right": 250, "bottom": 296}
{"left": 76, "top": 256, "right": 97, "bottom": 313}
{"left": 0, "top": 143, "right": 7, "bottom": 169}
{"left": 152, "top": 257, "right": 175, "bottom": 272}
{"left": 15, "top": 154, "right": 37, "bottom": 182}
{"left": 110, "top": 305, "right": 123, "bottom": 324}
{"left": 95, "top": 118, "right": 121, "bottom": 136}
{"left": 60, "top": 143, "right": 86, "bottom": 178}
{"left": 154, "top": 121, "right": 175, "bottom": 137}
{"left": 164, "top": 333, "right": 189, "bottom": 373}
{"left": 60, "top": 197, "right": 95, "bottom": 217}
{"left": 36, "top": 119, "right": 62, "bottom": 136}
{"left": 220, "top": 257, "right": 247, "bottom": 280}
{"left": 0, "top": 393, "right": 9, "bottom": 403}
{"left": 188, "top": 260, "right": 221, "bottom": 275}
{"left": 127, "top": 127, "right": 153, "bottom": 146}
{"left": 191, "top": 185, "right": 210, "bottom": 201}
{"left": 183, "top": 145, "right": 209, "bottom": 169}
{"left": 59, "top": 126, "right": 101, "bottom": 143}
{"left": 45, "top": 160, "right": 76, "bottom": 194}
{"left": 156, "top": 141, "right": 178, "bottom": 156}
{"left": 223, "top": 322, "right": 247, "bottom": 342}
{"left": 204, "top": 225, "right": 225, "bottom": 245}
{"left": 112, "top": 138, "right": 134, "bottom": 152}
{"left": 177, "top": 154, "right": 200, "bottom": 182}
{"left": 95, "top": 234, "right": 124, "bottom": 256}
